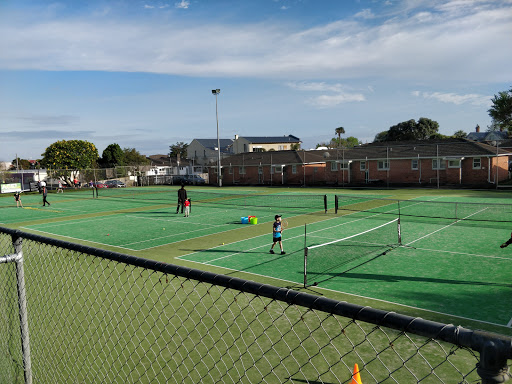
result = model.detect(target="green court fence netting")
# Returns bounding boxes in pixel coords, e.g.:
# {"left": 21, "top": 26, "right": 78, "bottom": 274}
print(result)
{"left": 0, "top": 227, "right": 511, "bottom": 384}
{"left": 335, "top": 194, "right": 512, "bottom": 223}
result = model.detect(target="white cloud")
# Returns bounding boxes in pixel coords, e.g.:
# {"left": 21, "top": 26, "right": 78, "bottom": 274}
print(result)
{"left": 354, "top": 9, "right": 375, "bottom": 19}
{"left": 175, "top": 0, "right": 189, "bottom": 9}
{"left": 144, "top": 5, "right": 155, "bottom": 9}
{"left": 286, "top": 81, "right": 345, "bottom": 92}
{"left": 0, "top": 0, "right": 510, "bottom": 83}
{"left": 307, "top": 93, "right": 365, "bottom": 108}
{"left": 412, "top": 91, "right": 492, "bottom": 106}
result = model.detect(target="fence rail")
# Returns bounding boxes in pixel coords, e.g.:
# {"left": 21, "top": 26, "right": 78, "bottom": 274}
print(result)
{"left": 1, "top": 226, "right": 511, "bottom": 383}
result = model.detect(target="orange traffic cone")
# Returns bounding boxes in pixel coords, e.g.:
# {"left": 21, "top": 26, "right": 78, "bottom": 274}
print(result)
{"left": 350, "top": 363, "right": 363, "bottom": 384}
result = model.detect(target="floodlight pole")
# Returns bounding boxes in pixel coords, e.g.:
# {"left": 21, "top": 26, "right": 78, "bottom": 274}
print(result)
{"left": 212, "top": 89, "right": 222, "bottom": 187}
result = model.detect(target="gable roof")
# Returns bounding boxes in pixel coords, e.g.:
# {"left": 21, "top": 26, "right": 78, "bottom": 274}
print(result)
{"left": 238, "top": 135, "right": 301, "bottom": 144}
{"left": 194, "top": 139, "right": 233, "bottom": 152}
{"left": 466, "top": 130, "right": 508, "bottom": 142}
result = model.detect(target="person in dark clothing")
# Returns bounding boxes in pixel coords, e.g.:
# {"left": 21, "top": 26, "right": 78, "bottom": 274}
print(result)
{"left": 176, "top": 185, "right": 187, "bottom": 214}
{"left": 501, "top": 233, "right": 512, "bottom": 248}
{"left": 42, "top": 186, "right": 51, "bottom": 206}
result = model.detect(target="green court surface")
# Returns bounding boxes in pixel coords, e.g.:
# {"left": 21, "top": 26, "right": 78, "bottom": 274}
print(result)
{"left": 2, "top": 186, "right": 512, "bottom": 331}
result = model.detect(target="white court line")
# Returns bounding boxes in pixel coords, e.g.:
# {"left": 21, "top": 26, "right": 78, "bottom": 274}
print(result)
{"left": 405, "top": 207, "right": 489, "bottom": 246}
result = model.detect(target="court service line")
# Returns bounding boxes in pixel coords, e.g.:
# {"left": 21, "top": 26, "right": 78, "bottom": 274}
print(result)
{"left": 405, "top": 207, "right": 489, "bottom": 246}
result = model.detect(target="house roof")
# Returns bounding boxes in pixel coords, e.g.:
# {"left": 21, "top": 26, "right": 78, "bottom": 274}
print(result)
{"left": 466, "top": 130, "right": 508, "bottom": 142}
{"left": 238, "top": 135, "right": 301, "bottom": 144}
{"left": 210, "top": 139, "right": 512, "bottom": 166}
{"left": 194, "top": 139, "right": 233, "bottom": 152}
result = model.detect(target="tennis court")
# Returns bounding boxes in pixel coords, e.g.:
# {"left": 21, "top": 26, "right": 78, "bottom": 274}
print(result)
{"left": 2, "top": 187, "right": 511, "bottom": 330}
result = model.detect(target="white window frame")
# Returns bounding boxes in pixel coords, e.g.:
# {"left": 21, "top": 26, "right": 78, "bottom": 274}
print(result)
{"left": 258, "top": 166, "right": 263, "bottom": 175}
{"left": 228, "top": 167, "right": 233, "bottom": 174}
{"left": 473, "top": 158, "right": 481, "bottom": 169}
{"left": 340, "top": 161, "right": 349, "bottom": 170}
{"left": 331, "top": 162, "right": 338, "bottom": 171}
{"left": 274, "top": 165, "right": 283, "bottom": 173}
{"left": 360, "top": 162, "right": 366, "bottom": 171}
{"left": 432, "top": 159, "right": 446, "bottom": 170}
{"left": 448, "top": 159, "right": 461, "bottom": 168}
{"left": 411, "top": 159, "right": 418, "bottom": 170}
{"left": 292, "top": 165, "right": 297, "bottom": 174}
{"left": 377, "top": 160, "right": 389, "bottom": 170}
{"left": 239, "top": 166, "right": 246, "bottom": 175}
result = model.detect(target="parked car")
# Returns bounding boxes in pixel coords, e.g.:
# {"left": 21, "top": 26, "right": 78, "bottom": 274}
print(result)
{"left": 93, "top": 182, "right": 108, "bottom": 189}
{"left": 105, "top": 180, "right": 126, "bottom": 188}
{"left": 182, "top": 175, "right": 206, "bottom": 185}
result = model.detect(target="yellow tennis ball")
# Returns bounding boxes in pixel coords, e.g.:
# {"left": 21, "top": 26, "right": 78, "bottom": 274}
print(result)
{"left": 222, "top": 242, "right": 225, "bottom": 245}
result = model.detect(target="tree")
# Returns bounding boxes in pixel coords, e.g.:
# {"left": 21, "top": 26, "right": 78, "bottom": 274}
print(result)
{"left": 374, "top": 131, "right": 388, "bottom": 142}
{"left": 378, "top": 118, "right": 440, "bottom": 142}
{"left": 329, "top": 136, "right": 360, "bottom": 148}
{"left": 334, "top": 126, "right": 345, "bottom": 148}
{"left": 290, "top": 143, "right": 301, "bottom": 151}
{"left": 488, "top": 87, "right": 512, "bottom": 132}
{"left": 169, "top": 142, "right": 188, "bottom": 161}
{"left": 452, "top": 130, "right": 467, "bottom": 139}
{"left": 10, "top": 157, "right": 31, "bottom": 170}
{"left": 101, "top": 143, "right": 125, "bottom": 167}
{"left": 123, "top": 148, "right": 149, "bottom": 166}
{"left": 41, "top": 140, "right": 99, "bottom": 185}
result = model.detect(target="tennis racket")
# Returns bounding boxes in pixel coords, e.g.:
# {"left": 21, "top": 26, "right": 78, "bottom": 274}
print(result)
{"left": 281, "top": 220, "right": 288, "bottom": 231}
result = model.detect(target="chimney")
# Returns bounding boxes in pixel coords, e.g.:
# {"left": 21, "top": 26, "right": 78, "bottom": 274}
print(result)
{"left": 476, "top": 125, "right": 480, "bottom": 133}
{"left": 235, "top": 134, "right": 239, "bottom": 140}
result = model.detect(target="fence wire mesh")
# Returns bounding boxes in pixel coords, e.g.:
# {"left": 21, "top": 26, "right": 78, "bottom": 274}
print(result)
{"left": 0, "top": 228, "right": 510, "bottom": 384}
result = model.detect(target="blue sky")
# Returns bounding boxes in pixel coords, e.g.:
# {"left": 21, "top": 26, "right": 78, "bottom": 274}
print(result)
{"left": 1, "top": 0, "right": 511, "bottom": 162}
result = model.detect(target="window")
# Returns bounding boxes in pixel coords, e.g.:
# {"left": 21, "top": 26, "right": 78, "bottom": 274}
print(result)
{"left": 360, "top": 162, "right": 366, "bottom": 171}
{"left": 239, "top": 166, "right": 246, "bottom": 174}
{"left": 411, "top": 159, "right": 418, "bottom": 170}
{"left": 331, "top": 162, "right": 338, "bottom": 171}
{"left": 448, "top": 159, "right": 461, "bottom": 168}
{"left": 473, "top": 158, "right": 481, "bottom": 169}
{"left": 270, "top": 166, "right": 274, "bottom": 174}
{"left": 274, "top": 165, "right": 283, "bottom": 173}
{"left": 432, "top": 159, "right": 446, "bottom": 170}
{"left": 278, "top": 145, "right": 286, "bottom": 150}
{"left": 258, "top": 166, "right": 263, "bottom": 175}
{"left": 340, "top": 161, "right": 349, "bottom": 170}
{"left": 228, "top": 167, "right": 233, "bottom": 174}
{"left": 292, "top": 165, "right": 297, "bottom": 174}
{"left": 377, "top": 161, "right": 389, "bottom": 170}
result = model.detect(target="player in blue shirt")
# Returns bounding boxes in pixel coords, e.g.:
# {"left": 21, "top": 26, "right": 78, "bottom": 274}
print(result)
{"left": 270, "top": 215, "right": 285, "bottom": 255}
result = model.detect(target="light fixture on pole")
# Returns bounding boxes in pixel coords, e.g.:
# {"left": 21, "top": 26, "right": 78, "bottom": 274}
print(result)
{"left": 212, "top": 89, "right": 222, "bottom": 187}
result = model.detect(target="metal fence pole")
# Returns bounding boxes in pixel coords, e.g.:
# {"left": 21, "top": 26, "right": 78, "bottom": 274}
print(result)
{"left": 12, "top": 234, "right": 32, "bottom": 384}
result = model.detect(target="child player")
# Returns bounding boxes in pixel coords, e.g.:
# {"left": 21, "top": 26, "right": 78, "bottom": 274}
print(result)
{"left": 14, "top": 191, "right": 23, "bottom": 208}
{"left": 270, "top": 215, "right": 286, "bottom": 255}
{"left": 184, "top": 198, "right": 191, "bottom": 217}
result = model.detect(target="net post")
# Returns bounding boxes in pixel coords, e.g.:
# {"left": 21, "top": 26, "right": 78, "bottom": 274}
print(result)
{"left": 323, "top": 195, "right": 327, "bottom": 213}
{"left": 304, "top": 247, "right": 308, "bottom": 288}
{"left": 335, "top": 195, "right": 338, "bottom": 214}
{"left": 397, "top": 218, "right": 402, "bottom": 245}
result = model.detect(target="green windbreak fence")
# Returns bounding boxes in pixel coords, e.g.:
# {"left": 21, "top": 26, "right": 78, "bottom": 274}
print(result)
{"left": 336, "top": 195, "right": 512, "bottom": 222}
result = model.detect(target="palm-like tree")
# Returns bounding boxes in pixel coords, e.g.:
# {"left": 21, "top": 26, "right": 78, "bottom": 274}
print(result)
{"left": 335, "top": 126, "right": 345, "bottom": 147}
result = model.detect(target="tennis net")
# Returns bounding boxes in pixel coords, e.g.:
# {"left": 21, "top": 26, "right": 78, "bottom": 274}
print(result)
{"left": 335, "top": 195, "right": 512, "bottom": 223}
{"left": 96, "top": 187, "right": 328, "bottom": 212}
{"left": 304, "top": 218, "right": 401, "bottom": 287}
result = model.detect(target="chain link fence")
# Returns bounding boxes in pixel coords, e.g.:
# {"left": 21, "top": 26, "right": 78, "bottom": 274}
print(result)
{"left": 1, "top": 227, "right": 511, "bottom": 384}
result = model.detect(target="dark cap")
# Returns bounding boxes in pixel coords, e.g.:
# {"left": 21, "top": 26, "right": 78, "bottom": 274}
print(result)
{"left": 275, "top": 215, "right": 281, "bottom": 220}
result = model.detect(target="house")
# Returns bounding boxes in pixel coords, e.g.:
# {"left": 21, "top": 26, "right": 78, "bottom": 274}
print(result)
{"left": 186, "top": 139, "right": 234, "bottom": 166}
{"left": 231, "top": 135, "right": 301, "bottom": 154}
{"left": 208, "top": 150, "right": 327, "bottom": 186}
{"left": 208, "top": 139, "right": 512, "bottom": 187}
{"left": 466, "top": 125, "right": 508, "bottom": 146}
